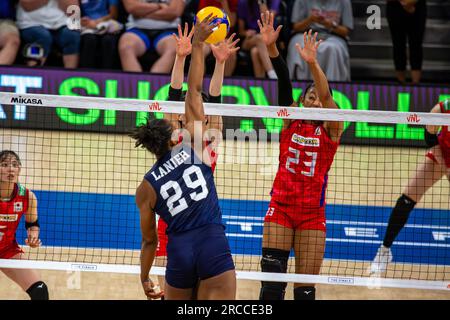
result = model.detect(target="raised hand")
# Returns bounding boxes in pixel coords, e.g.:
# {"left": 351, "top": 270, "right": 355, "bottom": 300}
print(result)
{"left": 172, "top": 23, "right": 195, "bottom": 58}
{"left": 210, "top": 33, "right": 240, "bottom": 64}
{"left": 295, "top": 30, "right": 322, "bottom": 64}
{"left": 193, "top": 13, "right": 218, "bottom": 44}
{"left": 257, "top": 10, "right": 282, "bottom": 47}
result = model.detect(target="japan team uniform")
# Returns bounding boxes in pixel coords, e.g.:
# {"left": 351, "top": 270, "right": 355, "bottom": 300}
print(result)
{"left": 427, "top": 100, "right": 450, "bottom": 168}
{"left": 0, "top": 184, "right": 29, "bottom": 259}
{"left": 265, "top": 120, "right": 339, "bottom": 232}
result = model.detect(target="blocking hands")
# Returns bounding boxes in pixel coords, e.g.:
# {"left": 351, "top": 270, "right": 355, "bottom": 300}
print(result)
{"left": 172, "top": 23, "right": 195, "bottom": 58}
{"left": 193, "top": 14, "right": 219, "bottom": 44}
{"left": 295, "top": 30, "right": 322, "bottom": 65}
{"left": 210, "top": 33, "right": 240, "bottom": 64}
{"left": 257, "top": 11, "right": 283, "bottom": 47}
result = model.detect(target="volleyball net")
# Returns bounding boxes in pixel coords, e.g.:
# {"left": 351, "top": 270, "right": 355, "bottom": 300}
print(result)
{"left": 0, "top": 92, "right": 449, "bottom": 291}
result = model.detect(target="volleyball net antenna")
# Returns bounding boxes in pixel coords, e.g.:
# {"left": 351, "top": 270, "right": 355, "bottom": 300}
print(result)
{"left": 0, "top": 92, "right": 449, "bottom": 291}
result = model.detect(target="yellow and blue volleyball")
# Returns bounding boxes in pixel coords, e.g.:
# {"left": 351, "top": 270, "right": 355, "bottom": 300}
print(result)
{"left": 195, "top": 6, "right": 230, "bottom": 44}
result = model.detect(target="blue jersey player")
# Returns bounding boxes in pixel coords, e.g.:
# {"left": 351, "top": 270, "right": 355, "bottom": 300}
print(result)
{"left": 131, "top": 14, "right": 236, "bottom": 300}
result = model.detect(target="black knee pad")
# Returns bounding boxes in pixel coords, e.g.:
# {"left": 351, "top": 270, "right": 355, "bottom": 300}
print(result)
{"left": 259, "top": 248, "right": 290, "bottom": 300}
{"left": 26, "top": 281, "right": 49, "bottom": 300}
{"left": 398, "top": 194, "right": 417, "bottom": 211}
{"left": 294, "top": 286, "right": 316, "bottom": 300}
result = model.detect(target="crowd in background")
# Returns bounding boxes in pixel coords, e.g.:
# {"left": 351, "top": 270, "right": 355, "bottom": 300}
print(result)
{"left": 0, "top": 0, "right": 432, "bottom": 84}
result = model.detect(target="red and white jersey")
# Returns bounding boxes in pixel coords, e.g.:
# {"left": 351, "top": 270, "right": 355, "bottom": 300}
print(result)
{"left": 271, "top": 120, "right": 339, "bottom": 208}
{"left": 437, "top": 100, "right": 450, "bottom": 168}
{"left": 0, "top": 184, "right": 29, "bottom": 250}
{"left": 438, "top": 100, "right": 450, "bottom": 151}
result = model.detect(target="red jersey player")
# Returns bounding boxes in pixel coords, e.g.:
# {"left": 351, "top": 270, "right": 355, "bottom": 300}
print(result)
{"left": 371, "top": 99, "right": 450, "bottom": 274}
{"left": 0, "top": 150, "right": 48, "bottom": 300}
{"left": 258, "top": 12, "right": 344, "bottom": 300}
{"left": 154, "top": 23, "right": 238, "bottom": 296}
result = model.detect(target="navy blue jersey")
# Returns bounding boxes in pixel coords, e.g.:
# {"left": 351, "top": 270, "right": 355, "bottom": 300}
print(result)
{"left": 144, "top": 144, "right": 223, "bottom": 234}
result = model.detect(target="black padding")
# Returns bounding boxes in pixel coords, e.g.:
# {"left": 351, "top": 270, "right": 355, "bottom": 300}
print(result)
{"left": 259, "top": 248, "right": 290, "bottom": 300}
{"left": 26, "top": 281, "right": 49, "bottom": 300}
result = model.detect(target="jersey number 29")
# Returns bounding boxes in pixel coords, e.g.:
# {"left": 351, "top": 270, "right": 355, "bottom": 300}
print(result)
{"left": 160, "top": 166, "right": 209, "bottom": 216}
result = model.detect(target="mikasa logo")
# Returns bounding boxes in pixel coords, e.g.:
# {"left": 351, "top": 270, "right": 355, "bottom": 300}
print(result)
{"left": 291, "top": 133, "right": 320, "bottom": 147}
{"left": 10, "top": 96, "right": 43, "bottom": 105}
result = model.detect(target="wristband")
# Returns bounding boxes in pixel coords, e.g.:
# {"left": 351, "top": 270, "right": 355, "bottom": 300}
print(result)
{"left": 424, "top": 130, "right": 439, "bottom": 148}
{"left": 25, "top": 219, "right": 40, "bottom": 230}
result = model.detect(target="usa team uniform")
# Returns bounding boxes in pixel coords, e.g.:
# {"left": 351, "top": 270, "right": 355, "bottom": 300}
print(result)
{"left": 0, "top": 184, "right": 29, "bottom": 259}
{"left": 145, "top": 144, "right": 233, "bottom": 289}
{"left": 156, "top": 140, "right": 217, "bottom": 257}
{"left": 426, "top": 99, "right": 450, "bottom": 168}
{"left": 265, "top": 120, "right": 339, "bottom": 232}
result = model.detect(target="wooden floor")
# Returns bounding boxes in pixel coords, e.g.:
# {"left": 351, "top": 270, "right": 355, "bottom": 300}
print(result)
{"left": 0, "top": 129, "right": 449, "bottom": 299}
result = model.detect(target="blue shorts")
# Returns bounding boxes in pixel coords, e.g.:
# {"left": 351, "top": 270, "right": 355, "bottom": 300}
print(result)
{"left": 166, "top": 223, "right": 235, "bottom": 289}
{"left": 125, "top": 28, "right": 175, "bottom": 51}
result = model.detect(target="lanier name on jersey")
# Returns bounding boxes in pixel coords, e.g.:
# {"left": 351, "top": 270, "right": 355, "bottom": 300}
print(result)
{"left": 151, "top": 150, "right": 191, "bottom": 181}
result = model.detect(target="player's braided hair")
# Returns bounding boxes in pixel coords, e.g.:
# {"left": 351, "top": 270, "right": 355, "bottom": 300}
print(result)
{"left": 0, "top": 150, "right": 21, "bottom": 165}
{"left": 129, "top": 119, "right": 173, "bottom": 159}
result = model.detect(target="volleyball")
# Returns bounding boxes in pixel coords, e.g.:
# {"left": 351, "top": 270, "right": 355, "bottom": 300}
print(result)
{"left": 196, "top": 6, "right": 230, "bottom": 44}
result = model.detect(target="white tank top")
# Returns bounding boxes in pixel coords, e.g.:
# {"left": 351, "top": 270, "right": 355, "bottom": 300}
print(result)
{"left": 126, "top": 0, "right": 180, "bottom": 30}
{"left": 16, "top": 0, "right": 68, "bottom": 30}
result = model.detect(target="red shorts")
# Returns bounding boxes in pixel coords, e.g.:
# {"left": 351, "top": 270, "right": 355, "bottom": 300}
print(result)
{"left": 156, "top": 219, "right": 168, "bottom": 257}
{"left": 426, "top": 146, "right": 450, "bottom": 168}
{"left": 264, "top": 199, "right": 326, "bottom": 232}
{"left": 0, "top": 242, "right": 24, "bottom": 259}
{"left": 441, "top": 144, "right": 450, "bottom": 168}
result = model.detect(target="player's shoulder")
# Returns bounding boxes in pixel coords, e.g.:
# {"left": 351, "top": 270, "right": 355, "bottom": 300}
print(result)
{"left": 16, "top": 183, "right": 28, "bottom": 197}
{"left": 439, "top": 99, "right": 450, "bottom": 113}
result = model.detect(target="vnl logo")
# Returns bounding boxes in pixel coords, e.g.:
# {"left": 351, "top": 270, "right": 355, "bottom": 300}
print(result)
{"left": 407, "top": 113, "right": 421, "bottom": 123}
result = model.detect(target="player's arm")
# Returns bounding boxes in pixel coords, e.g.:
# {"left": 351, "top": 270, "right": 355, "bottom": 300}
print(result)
{"left": 185, "top": 15, "right": 215, "bottom": 141}
{"left": 207, "top": 59, "right": 224, "bottom": 134}
{"left": 136, "top": 180, "right": 163, "bottom": 300}
{"left": 25, "top": 191, "right": 41, "bottom": 248}
{"left": 258, "top": 11, "right": 293, "bottom": 130}
{"left": 165, "top": 24, "right": 195, "bottom": 128}
{"left": 424, "top": 102, "right": 443, "bottom": 147}
{"left": 208, "top": 33, "right": 240, "bottom": 133}
{"left": 295, "top": 30, "right": 344, "bottom": 142}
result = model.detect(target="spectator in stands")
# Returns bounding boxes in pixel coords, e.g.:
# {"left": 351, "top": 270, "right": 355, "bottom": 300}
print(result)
{"left": 119, "top": 0, "right": 185, "bottom": 73}
{"left": 16, "top": 0, "right": 80, "bottom": 68}
{"left": 386, "top": 0, "right": 427, "bottom": 85}
{"left": 287, "top": 0, "right": 353, "bottom": 82}
{"left": 79, "top": 0, "right": 122, "bottom": 70}
{"left": 237, "top": 0, "right": 280, "bottom": 79}
{"left": 0, "top": 1, "right": 20, "bottom": 65}
{"left": 198, "top": 0, "right": 238, "bottom": 77}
